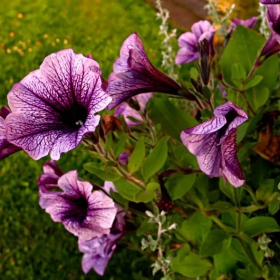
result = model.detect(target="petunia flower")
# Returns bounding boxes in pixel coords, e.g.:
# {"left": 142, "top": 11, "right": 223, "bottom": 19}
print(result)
{"left": 231, "top": 17, "right": 257, "bottom": 30}
{"left": 106, "top": 33, "right": 181, "bottom": 109}
{"left": 180, "top": 101, "right": 248, "bottom": 187}
{"left": 0, "top": 106, "right": 22, "bottom": 160}
{"left": 39, "top": 168, "right": 117, "bottom": 240}
{"left": 260, "top": 1, "right": 280, "bottom": 3}
{"left": 114, "top": 93, "right": 152, "bottom": 126}
{"left": 5, "top": 49, "right": 111, "bottom": 160}
{"left": 78, "top": 230, "right": 122, "bottom": 275}
{"left": 175, "top": 20, "right": 215, "bottom": 65}
{"left": 78, "top": 180, "right": 125, "bottom": 275}
{"left": 259, "top": 4, "right": 280, "bottom": 59}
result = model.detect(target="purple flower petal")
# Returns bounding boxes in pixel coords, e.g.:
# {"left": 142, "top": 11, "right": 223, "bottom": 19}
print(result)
{"left": 180, "top": 101, "right": 248, "bottom": 187}
{"left": 37, "top": 160, "right": 64, "bottom": 192}
{"left": 221, "top": 130, "right": 245, "bottom": 187}
{"left": 260, "top": 0, "right": 280, "bottom": 3}
{"left": 39, "top": 170, "right": 117, "bottom": 240}
{"left": 232, "top": 17, "right": 257, "bottom": 29}
{"left": 0, "top": 106, "right": 21, "bottom": 160}
{"left": 78, "top": 233, "right": 121, "bottom": 275}
{"left": 106, "top": 33, "right": 181, "bottom": 109}
{"left": 6, "top": 49, "right": 111, "bottom": 160}
{"left": 176, "top": 20, "right": 215, "bottom": 65}
{"left": 114, "top": 93, "right": 152, "bottom": 126}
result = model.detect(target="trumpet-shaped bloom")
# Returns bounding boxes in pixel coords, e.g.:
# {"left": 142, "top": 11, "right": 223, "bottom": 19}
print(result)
{"left": 260, "top": 4, "right": 280, "bottom": 58}
{"left": 78, "top": 180, "right": 125, "bottom": 275}
{"left": 39, "top": 168, "right": 117, "bottom": 240}
{"left": 106, "top": 33, "right": 181, "bottom": 109}
{"left": 78, "top": 230, "right": 122, "bottom": 275}
{"left": 6, "top": 49, "right": 111, "bottom": 160}
{"left": 175, "top": 20, "right": 215, "bottom": 65}
{"left": 0, "top": 106, "right": 21, "bottom": 160}
{"left": 114, "top": 93, "right": 152, "bottom": 126}
{"left": 180, "top": 102, "right": 248, "bottom": 187}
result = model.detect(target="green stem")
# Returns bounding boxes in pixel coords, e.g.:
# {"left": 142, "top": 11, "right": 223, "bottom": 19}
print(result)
{"left": 238, "top": 238, "right": 262, "bottom": 272}
{"left": 210, "top": 215, "right": 235, "bottom": 234}
{"left": 243, "top": 185, "right": 258, "bottom": 204}
{"left": 233, "top": 188, "right": 241, "bottom": 233}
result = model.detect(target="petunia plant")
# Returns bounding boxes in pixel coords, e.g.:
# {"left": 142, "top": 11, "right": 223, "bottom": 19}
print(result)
{"left": 2, "top": 0, "right": 280, "bottom": 279}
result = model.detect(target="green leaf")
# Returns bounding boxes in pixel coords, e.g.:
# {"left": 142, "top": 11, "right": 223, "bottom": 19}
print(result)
{"left": 172, "top": 253, "right": 212, "bottom": 278}
{"left": 245, "top": 87, "right": 270, "bottom": 112}
{"left": 200, "top": 229, "right": 231, "bottom": 257}
{"left": 213, "top": 248, "right": 237, "bottom": 275}
{"left": 178, "top": 212, "right": 212, "bottom": 242}
{"left": 255, "top": 179, "right": 274, "bottom": 204}
{"left": 230, "top": 238, "right": 249, "bottom": 263}
{"left": 128, "top": 136, "right": 145, "bottom": 173}
{"left": 231, "top": 63, "right": 246, "bottom": 87}
{"left": 104, "top": 131, "right": 113, "bottom": 152}
{"left": 242, "top": 217, "right": 280, "bottom": 237}
{"left": 113, "top": 178, "right": 140, "bottom": 201}
{"left": 268, "top": 197, "right": 280, "bottom": 215}
{"left": 134, "top": 183, "right": 159, "bottom": 203}
{"left": 220, "top": 26, "right": 265, "bottom": 86}
{"left": 84, "top": 162, "right": 120, "bottom": 181}
{"left": 173, "top": 144, "right": 198, "bottom": 168}
{"left": 146, "top": 98, "right": 198, "bottom": 140}
{"left": 114, "top": 133, "right": 128, "bottom": 158}
{"left": 141, "top": 136, "right": 169, "bottom": 181}
{"left": 165, "top": 174, "right": 196, "bottom": 200}
{"left": 243, "top": 75, "right": 263, "bottom": 90}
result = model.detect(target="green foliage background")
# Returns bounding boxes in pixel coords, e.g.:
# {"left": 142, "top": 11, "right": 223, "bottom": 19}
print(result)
{"left": 0, "top": 0, "right": 164, "bottom": 279}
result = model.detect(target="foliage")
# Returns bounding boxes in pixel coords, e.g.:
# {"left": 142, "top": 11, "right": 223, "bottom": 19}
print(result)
{"left": 2, "top": 0, "right": 280, "bottom": 280}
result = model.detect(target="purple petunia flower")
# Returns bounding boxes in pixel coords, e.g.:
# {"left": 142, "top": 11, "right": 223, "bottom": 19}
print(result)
{"left": 0, "top": 106, "right": 22, "bottom": 160}
{"left": 106, "top": 33, "right": 181, "bottom": 109}
{"left": 78, "top": 230, "right": 122, "bottom": 275}
{"left": 260, "top": 1, "right": 280, "bottom": 3}
{"left": 5, "top": 49, "right": 111, "bottom": 160}
{"left": 114, "top": 93, "right": 152, "bottom": 126}
{"left": 78, "top": 180, "right": 125, "bottom": 275}
{"left": 39, "top": 167, "right": 117, "bottom": 240}
{"left": 260, "top": 4, "right": 280, "bottom": 59}
{"left": 180, "top": 101, "right": 248, "bottom": 187}
{"left": 232, "top": 17, "right": 257, "bottom": 30}
{"left": 175, "top": 20, "right": 215, "bottom": 65}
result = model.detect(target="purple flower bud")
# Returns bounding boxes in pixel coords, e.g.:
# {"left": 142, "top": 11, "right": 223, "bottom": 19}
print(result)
{"left": 106, "top": 33, "right": 181, "bottom": 109}
{"left": 181, "top": 102, "right": 248, "bottom": 187}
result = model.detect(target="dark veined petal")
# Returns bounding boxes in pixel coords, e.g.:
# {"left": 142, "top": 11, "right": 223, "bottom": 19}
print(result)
{"left": 214, "top": 101, "right": 248, "bottom": 141}
{"left": 180, "top": 131, "right": 222, "bottom": 177}
{"left": 79, "top": 234, "right": 120, "bottom": 275}
{"left": 260, "top": 0, "right": 280, "bottom": 4}
{"left": 39, "top": 170, "right": 117, "bottom": 240}
{"left": 221, "top": 130, "right": 245, "bottom": 187}
{"left": 106, "top": 33, "right": 181, "bottom": 109}
{"left": 6, "top": 49, "right": 111, "bottom": 160}
{"left": 0, "top": 107, "right": 21, "bottom": 160}
{"left": 37, "top": 160, "right": 64, "bottom": 192}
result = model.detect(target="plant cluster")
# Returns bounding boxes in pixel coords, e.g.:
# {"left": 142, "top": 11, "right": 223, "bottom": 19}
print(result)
{"left": 2, "top": 0, "right": 280, "bottom": 279}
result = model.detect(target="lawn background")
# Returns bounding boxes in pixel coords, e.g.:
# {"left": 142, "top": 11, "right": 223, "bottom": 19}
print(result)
{"left": 0, "top": 0, "right": 166, "bottom": 279}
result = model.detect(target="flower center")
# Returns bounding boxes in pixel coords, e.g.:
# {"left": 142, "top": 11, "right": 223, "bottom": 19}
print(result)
{"left": 61, "top": 104, "right": 88, "bottom": 128}
{"left": 218, "top": 109, "right": 238, "bottom": 138}
{"left": 63, "top": 196, "right": 89, "bottom": 224}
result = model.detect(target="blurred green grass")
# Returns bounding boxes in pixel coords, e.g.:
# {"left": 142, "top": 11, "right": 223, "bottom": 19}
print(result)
{"left": 0, "top": 0, "right": 164, "bottom": 279}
